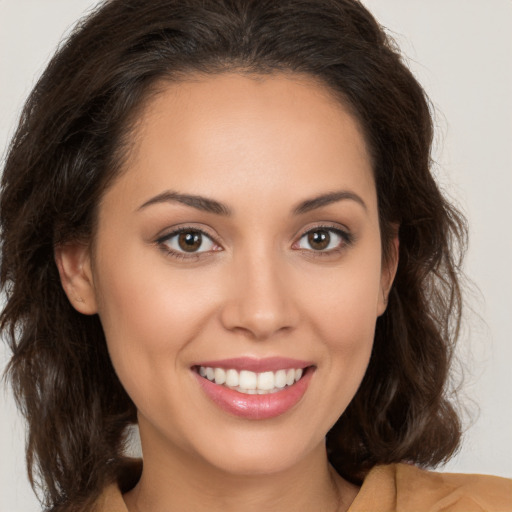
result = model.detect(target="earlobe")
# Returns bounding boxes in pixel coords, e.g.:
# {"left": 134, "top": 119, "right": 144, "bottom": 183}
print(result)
{"left": 54, "top": 243, "right": 98, "bottom": 315}
{"left": 377, "top": 231, "right": 400, "bottom": 316}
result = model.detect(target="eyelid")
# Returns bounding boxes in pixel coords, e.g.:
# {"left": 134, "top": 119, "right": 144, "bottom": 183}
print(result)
{"left": 293, "top": 223, "right": 354, "bottom": 252}
{"left": 153, "top": 222, "right": 353, "bottom": 260}
{"left": 155, "top": 225, "right": 223, "bottom": 258}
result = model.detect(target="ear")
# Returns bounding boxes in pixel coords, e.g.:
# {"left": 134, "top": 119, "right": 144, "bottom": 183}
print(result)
{"left": 377, "top": 230, "right": 400, "bottom": 317}
{"left": 54, "top": 242, "right": 98, "bottom": 315}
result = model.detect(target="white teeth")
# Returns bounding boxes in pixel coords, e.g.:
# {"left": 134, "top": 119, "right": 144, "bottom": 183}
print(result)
{"left": 214, "top": 367, "right": 226, "bottom": 385}
{"left": 239, "top": 370, "right": 257, "bottom": 390}
{"left": 275, "top": 369, "right": 287, "bottom": 389}
{"left": 197, "top": 365, "right": 307, "bottom": 394}
{"left": 225, "top": 369, "right": 239, "bottom": 387}
{"left": 257, "top": 371, "right": 275, "bottom": 391}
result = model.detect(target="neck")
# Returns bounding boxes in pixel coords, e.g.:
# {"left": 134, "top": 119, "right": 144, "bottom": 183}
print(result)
{"left": 123, "top": 427, "right": 358, "bottom": 512}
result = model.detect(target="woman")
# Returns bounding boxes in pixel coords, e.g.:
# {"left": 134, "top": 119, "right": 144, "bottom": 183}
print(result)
{"left": 1, "top": 0, "right": 510, "bottom": 511}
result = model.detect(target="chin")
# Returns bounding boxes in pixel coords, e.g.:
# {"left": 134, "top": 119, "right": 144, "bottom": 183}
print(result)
{"left": 189, "top": 426, "right": 324, "bottom": 477}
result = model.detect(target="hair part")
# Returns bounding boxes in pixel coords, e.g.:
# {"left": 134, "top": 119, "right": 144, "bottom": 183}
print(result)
{"left": 1, "top": 0, "right": 467, "bottom": 509}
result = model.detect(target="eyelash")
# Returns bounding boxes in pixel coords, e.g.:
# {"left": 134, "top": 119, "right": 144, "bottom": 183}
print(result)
{"left": 295, "top": 225, "right": 354, "bottom": 256}
{"left": 156, "top": 226, "right": 219, "bottom": 261}
{"left": 155, "top": 224, "right": 354, "bottom": 261}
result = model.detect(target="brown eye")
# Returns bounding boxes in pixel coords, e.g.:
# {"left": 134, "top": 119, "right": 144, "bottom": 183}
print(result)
{"left": 159, "top": 229, "right": 217, "bottom": 255}
{"left": 178, "top": 231, "right": 203, "bottom": 252}
{"left": 307, "top": 230, "right": 330, "bottom": 250}
{"left": 296, "top": 227, "right": 349, "bottom": 252}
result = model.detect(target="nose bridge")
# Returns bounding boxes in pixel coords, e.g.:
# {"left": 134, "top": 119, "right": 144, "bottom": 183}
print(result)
{"left": 220, "top": 242, "right": 298, "bottom": 339}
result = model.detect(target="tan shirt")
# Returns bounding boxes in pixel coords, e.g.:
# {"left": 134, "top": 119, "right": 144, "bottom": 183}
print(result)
{"left": 94, "top": 463, "right": 512, "bottom": 511}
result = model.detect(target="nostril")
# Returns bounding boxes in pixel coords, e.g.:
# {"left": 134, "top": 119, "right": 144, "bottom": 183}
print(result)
{"left": 219, "top": 307, "right": 298, "bottom": 340}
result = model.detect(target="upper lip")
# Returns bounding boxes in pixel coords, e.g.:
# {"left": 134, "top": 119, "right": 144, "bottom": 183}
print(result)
{"left": 192, "top": 357, "right": 314, "bottom": 373}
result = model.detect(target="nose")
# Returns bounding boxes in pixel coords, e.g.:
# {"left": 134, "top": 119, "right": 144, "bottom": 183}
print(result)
{"left": 219, "top": 250, "right": 299, "bottom": 340}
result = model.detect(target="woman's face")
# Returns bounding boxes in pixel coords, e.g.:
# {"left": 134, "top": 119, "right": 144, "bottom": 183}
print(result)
{"left": 64, "top": 72, "right": 396, "bottom": 476}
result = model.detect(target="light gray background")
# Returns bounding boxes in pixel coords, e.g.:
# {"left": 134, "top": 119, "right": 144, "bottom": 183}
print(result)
{"left": 1, "top": 1, "right": 511, "bottom": 510}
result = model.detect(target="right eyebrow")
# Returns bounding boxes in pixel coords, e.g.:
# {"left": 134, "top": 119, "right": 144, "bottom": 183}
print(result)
{"left": 137, "top": 190, "right": 231, "bottom": 216}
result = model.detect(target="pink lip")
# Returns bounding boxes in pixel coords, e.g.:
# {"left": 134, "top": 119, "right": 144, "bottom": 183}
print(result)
{"left": 193, "top": 365, "right": 314, "bottom": 420}
{"left": 193, "top": 356, "right": 313, "bottom": 372}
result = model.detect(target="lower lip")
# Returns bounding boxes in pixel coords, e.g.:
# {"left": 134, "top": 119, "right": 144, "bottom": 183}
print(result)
{"left": 194, "top": 368, "right": 314, "bottom": 420}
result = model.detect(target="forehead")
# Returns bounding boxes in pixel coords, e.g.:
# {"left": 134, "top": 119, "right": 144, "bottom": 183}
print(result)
{"left": 106, "top": 72, "right": 376, "bottom": 213}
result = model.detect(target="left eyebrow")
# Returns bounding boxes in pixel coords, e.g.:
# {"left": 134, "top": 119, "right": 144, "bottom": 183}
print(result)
{"left": 293, "top": 190, "right": 367, "bottom": 215}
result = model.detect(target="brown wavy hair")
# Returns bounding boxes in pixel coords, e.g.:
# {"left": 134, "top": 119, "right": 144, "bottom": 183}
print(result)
{"left": 1, "top": 0, "right": 467, "bottom": 510}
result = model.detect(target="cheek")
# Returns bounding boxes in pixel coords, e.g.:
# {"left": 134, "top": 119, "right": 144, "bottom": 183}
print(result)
{"left": 306, "top": 258, "right": 382, "bottom": 345}
{"left": 300, "top": 246, "right": 382, "bottom": 390}
{"left": 92, "top": 243, "right": 218, "bottom": 392}
{"left": 321, "top": 285, "right": 378, "bottom": 383}
{"left": 291, "top": 258, "right": 381, "bottom": 435}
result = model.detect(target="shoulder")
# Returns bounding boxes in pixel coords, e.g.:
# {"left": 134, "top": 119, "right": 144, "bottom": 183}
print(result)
{"left": 349, "top": 463, "right": 512, "bottom": 512}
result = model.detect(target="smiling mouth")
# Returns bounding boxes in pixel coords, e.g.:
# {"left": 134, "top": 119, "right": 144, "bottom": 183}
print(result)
{"left": 194, "top": 366, "right": 309, "bottom": 395}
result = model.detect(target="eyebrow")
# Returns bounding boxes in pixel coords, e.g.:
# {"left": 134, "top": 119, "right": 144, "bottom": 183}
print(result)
{"left": 138, "top": 189, "right": 367, "bottom": 216}
{"left": 138, "top": 191, "right": 231, "bottom": 215}
{"left": 293, "top": 190, "right": 367, "bottom": 215}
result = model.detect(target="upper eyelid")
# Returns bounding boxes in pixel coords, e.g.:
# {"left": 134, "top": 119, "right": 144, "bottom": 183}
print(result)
{"left": 294, "top": 224, "right": 354, "bottom": 250}
{"left": 154, "top": 222, "right": 352, "bottom": 249}
{"left": 295, "top": 223, "right": 351, "bottom": 240}
{"left": 155, "top": 227, "right": 220, "bottom": 259}
{"left": 156, "top": 225, "right": 218, "bottom": 244}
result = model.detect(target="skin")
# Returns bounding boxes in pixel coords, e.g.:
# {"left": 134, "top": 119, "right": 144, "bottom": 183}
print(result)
{"left": 56, "top": 72, "right": 398, "bottom": 512}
